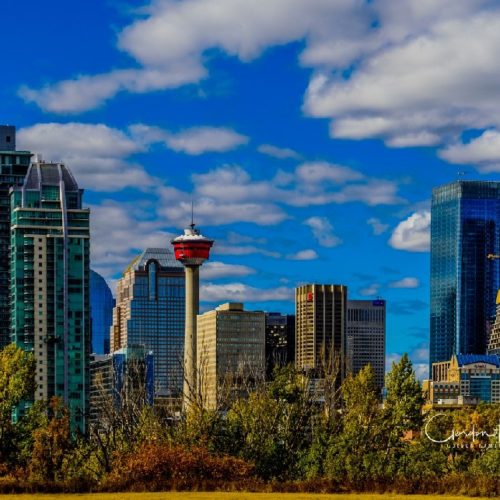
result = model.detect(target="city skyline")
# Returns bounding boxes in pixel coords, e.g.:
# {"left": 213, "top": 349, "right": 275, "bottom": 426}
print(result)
{"left": 7, "top": 1, "right": 500, "bottom": 379}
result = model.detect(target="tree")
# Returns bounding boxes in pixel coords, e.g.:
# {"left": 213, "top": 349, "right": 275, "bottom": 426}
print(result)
{"left": 0, "top": 344, "right": 35, "bottom": 466}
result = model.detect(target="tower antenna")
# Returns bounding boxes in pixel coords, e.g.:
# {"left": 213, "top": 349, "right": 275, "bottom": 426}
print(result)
{"left": 190, "top": 198, "right": 195, "bottom": 229}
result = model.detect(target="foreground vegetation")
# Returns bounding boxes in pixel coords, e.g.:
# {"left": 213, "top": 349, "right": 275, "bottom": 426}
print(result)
{"left": 0, "top": 345, "right": 499, "bottom": 495}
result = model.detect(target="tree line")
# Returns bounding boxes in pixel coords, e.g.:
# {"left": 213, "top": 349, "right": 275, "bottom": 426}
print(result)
{"left": 0, "top": 344, "right": 498, "bottom": 494}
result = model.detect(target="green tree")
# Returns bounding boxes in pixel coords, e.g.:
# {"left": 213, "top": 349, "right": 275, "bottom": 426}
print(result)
{"left": 0, "top": 344, "right": 35, "bottom": 467}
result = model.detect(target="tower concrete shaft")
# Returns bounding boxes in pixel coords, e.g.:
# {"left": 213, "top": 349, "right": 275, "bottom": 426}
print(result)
{"left": 184, "top": 265, "right": 199, "bottom": 406}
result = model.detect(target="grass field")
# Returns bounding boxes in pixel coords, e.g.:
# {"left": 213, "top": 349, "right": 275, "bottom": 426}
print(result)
{"left": 0, "top": 494, "right": 474, "bottom": 500}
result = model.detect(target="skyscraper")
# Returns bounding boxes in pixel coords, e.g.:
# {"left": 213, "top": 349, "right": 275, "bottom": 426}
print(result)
{"left": 265, "top": 312, "right": 295, "bottom": 377}
{"left": 0, "top": 126, "right": 31, "bottom": 347}
{"left": 111, "top": 248, "right": 185, "bottom": 399}
{"left": 430, "top": 181, "right": 500, "bottom": 368}
{"left": 346, "top": 299, "right": 386, "bottom": 392}
{"left": 295, "top": 284, "right": 347, "bottom": 380}
{"left": 90, "top": 269, "right": 114, "bottom": 354}
{"left": 197, "top": 303, "right": 265, "bottom": 409}
{"left": 10, "top": 160, "right": 90, "bottom": 432}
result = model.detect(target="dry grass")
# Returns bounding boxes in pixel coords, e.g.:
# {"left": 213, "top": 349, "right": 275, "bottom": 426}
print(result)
{"left": 0, "top": 494, "right": 475, "bottom": 500}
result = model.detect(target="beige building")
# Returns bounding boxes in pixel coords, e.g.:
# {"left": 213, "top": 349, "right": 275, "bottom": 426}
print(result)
{"left": 197, "top": 303, "right": 265, "bottom": 409}
{"left": 295, "top": 284, "right": 347, "bottom": 381}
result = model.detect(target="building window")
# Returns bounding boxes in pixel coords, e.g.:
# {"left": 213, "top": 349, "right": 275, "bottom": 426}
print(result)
{"left": 148, "top": 261, "right": 157, "bottom": 301}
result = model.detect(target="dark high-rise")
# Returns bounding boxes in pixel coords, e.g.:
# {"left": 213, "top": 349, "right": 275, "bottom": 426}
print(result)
{"left": 0, "top": 126, "right": 31, "bottom": 346}
{"left": 90, "top": 270, "right": 114, "bottom": 354}
{"left": 430, "top": 181, "right": 500, "bottom": 368}
{"left": 265, "top": 312, "right": 295, "bottom": 377}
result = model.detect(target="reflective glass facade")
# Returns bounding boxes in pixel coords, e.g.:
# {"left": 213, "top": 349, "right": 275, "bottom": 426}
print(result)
{"left": 90, "top": 270, "right": 114, "bottom": 354}
{"left": 10, "top": 161, "right": 90, "bottom": 432}
{"left": 0, "top": 126, "right": 30, "bottom": 347}
{"left": 111, "top": 248, "right": 185, "bottom": 398}
{"left": 430, "top": 181, "right": 500, "bottom": 368}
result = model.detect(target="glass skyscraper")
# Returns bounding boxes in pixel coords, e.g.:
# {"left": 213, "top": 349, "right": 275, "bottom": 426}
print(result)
{"left": 10, "top": 160, "right": 90, "bottom": 432}
{"left": 0, "top": 126, "right": 31, "bottom": 347}
{"left": 90, "top": 269, "right": 114, "bottom": 354}
{"left": 430, "top": 181, "right": 500, "bottom": 368}
{"left": 111, "top": 248, "right": 185, "bottom": 399}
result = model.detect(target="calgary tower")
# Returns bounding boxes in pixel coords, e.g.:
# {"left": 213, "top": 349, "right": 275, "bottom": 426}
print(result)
{"left": 171, "top": 221, "right": 214, "bottom": 409}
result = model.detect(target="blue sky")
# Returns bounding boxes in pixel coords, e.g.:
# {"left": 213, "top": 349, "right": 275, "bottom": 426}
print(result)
{"left": 4, "top": 0, "right": 500, "bottom": 378}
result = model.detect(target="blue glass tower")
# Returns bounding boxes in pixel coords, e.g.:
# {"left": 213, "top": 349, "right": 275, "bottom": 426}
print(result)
{"left": 90, "top": 270, "right": 114, "bottom": 354}
{"left": 430, "top": 181, "right": 500, "bottom": 368}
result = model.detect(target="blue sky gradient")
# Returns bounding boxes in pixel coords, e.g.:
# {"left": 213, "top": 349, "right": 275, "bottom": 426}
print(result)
{"left": 5, "top": 0, "right": 500, "bottom": 378}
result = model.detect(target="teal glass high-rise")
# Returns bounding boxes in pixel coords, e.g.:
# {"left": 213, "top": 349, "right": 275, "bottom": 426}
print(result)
{"left": 0, "top": 126, "right": 31, "bottom": 347}
{"left": 10, "top": 160, "right": 90, "bottom": 432}
{"left": 430, "top": 181, "right": 500, "bottom": 369}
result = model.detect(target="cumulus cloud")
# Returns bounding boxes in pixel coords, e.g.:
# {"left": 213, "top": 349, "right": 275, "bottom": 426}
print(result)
{"left": 359, "top": 283, "right": 381, "bottom": 297}
{"left": 287, "top": 249, "right": 318, "bottom": 260}
{"left": 130, "top": 124, "right": 248, "bottom": 155}
{"left": 257, "top": 144, "right": 302, "bottom": 160}
{"left": 201, "top": 283, "right": 293, "bottom": 303}
{"left": 17, "top": 123, "right": 152, "bottom": 191}
{"left": 304, "top": 216, "right": 342, "bottom": 247}
{"left": 367, "top": 217, "right": 389, "bottom": 235}
{"left": 389, "top": 211, "right": 430, "bottom": 252}
{"left": 389, "top": 277, "right": 420, "bottom": 289}
{"left": 201, "top": 261, "right": 255, "bottom": 279}
{"left": 439, "top": 129, "right": 500, "bottom": 172}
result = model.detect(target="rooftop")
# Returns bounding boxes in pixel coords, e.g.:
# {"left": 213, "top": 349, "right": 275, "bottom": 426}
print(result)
{"left": 456, "top": 354, "right": 500, "bottom": 367}
{"left": 126, "top": 248, "right": 184, "bottom": 273}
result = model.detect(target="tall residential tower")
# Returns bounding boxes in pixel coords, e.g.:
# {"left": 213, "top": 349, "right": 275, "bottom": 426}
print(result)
{"left": 0, "top": 126, "right": 31, "bottom": 346}
{"left": 430, "top": 181, "right": 500, "bottom": 367}
{"left": 10, "top": 160, "right": 90, "bottom": 431}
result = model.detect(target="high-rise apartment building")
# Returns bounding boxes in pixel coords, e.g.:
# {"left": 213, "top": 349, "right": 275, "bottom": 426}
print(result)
{"left": 10, "top": 160, "right": 90, "bottom": 431}
{"left": 111, "top": 248, "right": 185, "bottom": 399}
{"left": 0, "top": 126, "right": 31, "bottom": 347}
{"left": 430, "top": 181, "right": 500, "bottom": 368}
{"left": 197, "top": 303, "right": 265, "bottom": 409}
{"left": 295, "top": 284, "right": 347, "bottom": 380}
{"left": 90, "top": 269, "right": 114, "bottom": 354}
{"left": 265, "top": 312, "right": 295, "bottom": 377}
{"left": 346, "top": 299, "right": 386, "bottom": 392}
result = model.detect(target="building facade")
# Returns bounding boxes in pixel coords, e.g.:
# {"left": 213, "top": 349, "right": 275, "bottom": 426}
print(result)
{"left": 0, "top": 126, "right": 31, "bottom": 347}
{"left": 10, "top": 160, "right": 90, "bottom": 431}
{"left": 90, "top": 269, "right": 114, "bottom": 354}
{"left": 295, "top": 284, "right": 347, "bottom": 380}
{"left": 487, "top": 289, "right": 500, "bottom": 356}
{"left": 265, "top": 312, "right": 295, "bottom": 377}
{"left": 111, "top": 248, "right": 185, "bottom": 399}
{"left": 430, "top": 181, "right": 500, "bottom": 368}
{"left": 346, "top": 299, "right": 386, "bottom": 392}
{"left": 89, "top": 347, "right": 154, "bottom": 425}
{"left": 428, "top": 354, "right": 500, "bottom": 405}
{"left": 197, "top": 303, "right": 265, "bottom": 409}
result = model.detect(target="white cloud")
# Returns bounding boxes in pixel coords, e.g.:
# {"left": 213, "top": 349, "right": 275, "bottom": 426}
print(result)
{"left": 295, "top": 161, "right": 363, "bottom": 184}
{"left": 359, "top": 283, "right": 381, "bottom": 297}
{"left": 257, "top": 144, "right": 302, "bottom": 160}
{"left": 439, "top": 129, "right": 500, "bottom": 172}
{"left": 389, "top": 211, "right": 431, "bottom": 252}
{"left": 131, "top": 124, "right": 248, "bottom": 155}
{"left": 389, "top": 277, "right": 420, "bottom": 289}
{"left": 287, "top": 249, "right": 318, "bottom": 260}
{"left": 303, "top": 216, "right": 342, "bottom": 247}
{"left": 200, "top": 283, "right": 293, "bottom": 303}
{"left": 17, "top": 123, "right": 153, "bottom": 191}
{"left": 201, "top": 261, "right": 255, "bottom": 279}
{"left": 367, "top": 217, "right": 389, "bottom": 235}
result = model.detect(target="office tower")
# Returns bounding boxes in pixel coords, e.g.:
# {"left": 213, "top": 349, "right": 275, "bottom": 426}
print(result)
{"left": 171, "top": 223, "right": 213, "bottom": 408}
{"left": 10, "top": 160, "right": 90, "bottom": 431}
{"left": 89, "top": 347, "right": 154, "bottom": 425}
{"left": 90, "top": 269, "right": 114, "bottom": 354}
{"left": 430, "top": 181, "right": 500, "bottom": 368}
{"left": 295, "top": 284, "right": 347, "bottom": 380}
{"left": 0, "top": 126, "right": 31, "bottom": 347}
{"left": 346, "top": 299, "right": 386, "bottom": 393}
{"left": 111, "top": 248, "right": 185, "bottom": 399}
{"left": 487, "top": 290, "right": 500, "bottom": 356}
{"left": 265, "top": 312, "right": 295, "bottom": 377}
{"left": 197, "top": 303, "right": 265, "bottom": 409}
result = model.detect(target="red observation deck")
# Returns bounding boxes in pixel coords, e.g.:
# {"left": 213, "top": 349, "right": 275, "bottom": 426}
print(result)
{"left": 171, "top": 224, "right": 214, "bottom": 267}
